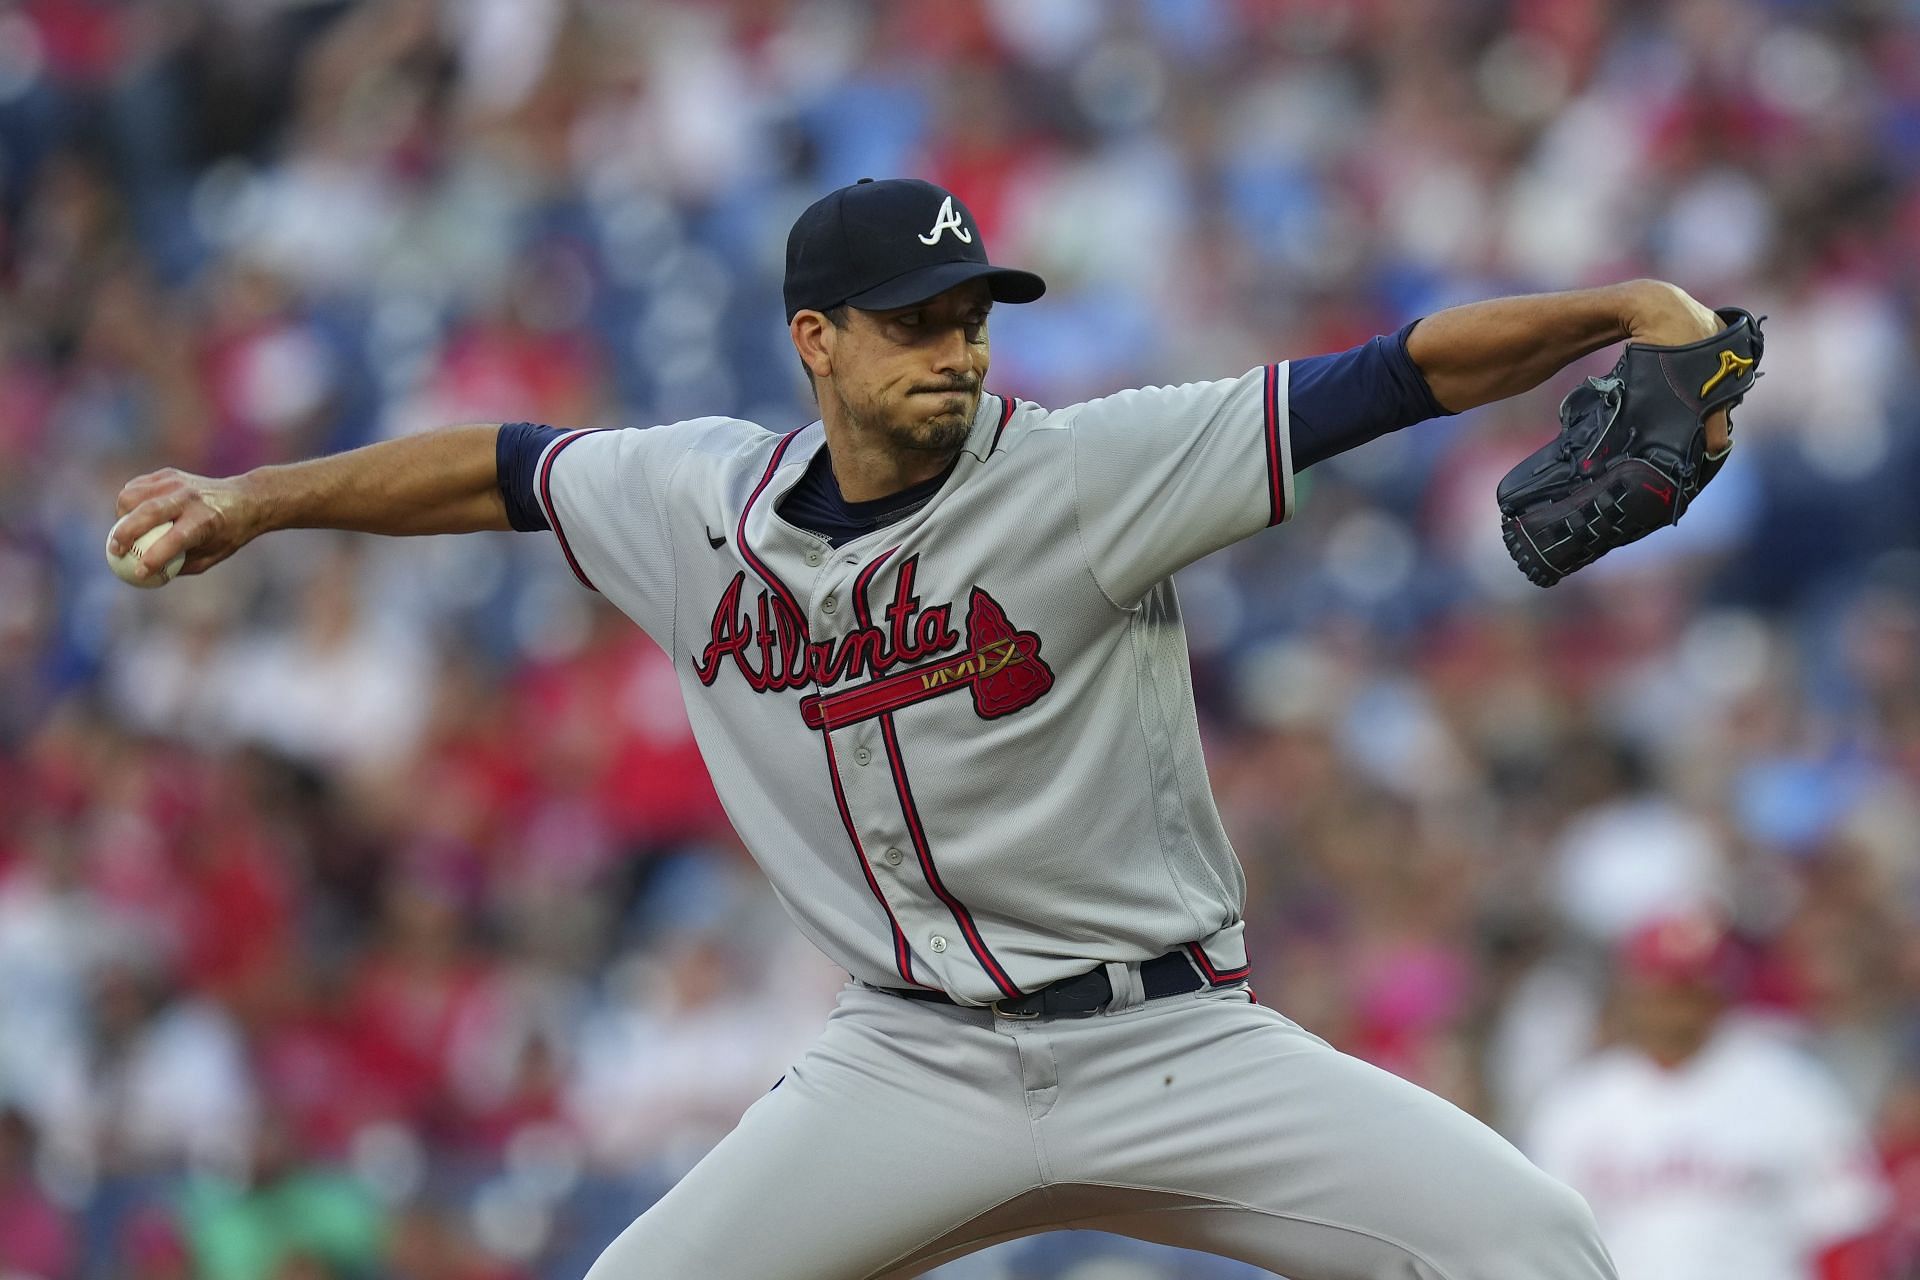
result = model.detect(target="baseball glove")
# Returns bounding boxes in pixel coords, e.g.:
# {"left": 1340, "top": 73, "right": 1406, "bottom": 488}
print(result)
{"left": 1497, "top": 308, "right": 1764, "bottom": 587}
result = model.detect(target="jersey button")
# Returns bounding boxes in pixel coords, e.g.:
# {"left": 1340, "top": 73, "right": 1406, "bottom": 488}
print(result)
{"left": 884, "top": 847, "right": 903, "bottom": 866}
{"left": 805, "top": 548, "right": 823, "bottom": 567}
{"left": 854, "top": 747, "right": 871, "bottom": 766}
{"left": 822, "top": 595, "right": 837, "bottom": 614}
{"left": 929, "top": 936, "right": 948, "bottom": 954}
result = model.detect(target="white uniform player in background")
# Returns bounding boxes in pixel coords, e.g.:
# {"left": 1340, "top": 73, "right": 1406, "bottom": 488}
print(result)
{"left": 1527, "top": 914, "right": 1890, "bottom": 1280}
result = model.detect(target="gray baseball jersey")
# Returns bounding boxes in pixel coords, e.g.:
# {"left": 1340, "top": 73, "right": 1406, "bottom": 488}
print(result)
{"left": 533, "top": 368, "right": 1292, "bottom": 1004}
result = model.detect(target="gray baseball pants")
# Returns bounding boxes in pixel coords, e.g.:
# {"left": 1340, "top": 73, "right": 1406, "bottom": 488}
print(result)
{"left": 585, "top": 976, "right": 1616, "bottom": 1279}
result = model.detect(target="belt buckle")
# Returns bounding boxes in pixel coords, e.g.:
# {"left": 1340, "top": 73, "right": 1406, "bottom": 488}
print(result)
{"left": 991, "top": 997, "right": 1042, "bottom": 1020}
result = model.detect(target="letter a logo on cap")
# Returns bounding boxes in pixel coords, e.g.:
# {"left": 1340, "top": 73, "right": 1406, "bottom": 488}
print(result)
{"left": 918, "top": 195, "right": 973, "bottom": 246}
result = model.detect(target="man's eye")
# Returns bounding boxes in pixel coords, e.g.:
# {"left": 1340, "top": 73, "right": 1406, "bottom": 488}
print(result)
{"left": 896, "top": 313, "right": 922, "bottom": 328}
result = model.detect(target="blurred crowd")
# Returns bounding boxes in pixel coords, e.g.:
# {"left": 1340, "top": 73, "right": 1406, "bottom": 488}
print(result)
{"left": 2, "top": 0, "right": 1919, "bottom": 1277}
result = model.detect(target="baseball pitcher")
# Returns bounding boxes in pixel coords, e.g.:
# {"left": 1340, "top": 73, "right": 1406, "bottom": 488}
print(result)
{"left": 108, "top": 178, "right": 1763, "bottom": 1278}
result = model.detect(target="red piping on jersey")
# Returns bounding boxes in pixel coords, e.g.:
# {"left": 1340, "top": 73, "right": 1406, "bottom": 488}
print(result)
{"left": 538, "top": 429, "right": 601, "bottom": 591}
{"left": 879, "top": 714, "right": 1024, "bottom": 1000}
{"left": 736, "top": 427, "right": 813, "bottom": 632}
{"left": 822, "top": 730, "right": 924, "bottom": 987}
{"left": 1262, "top": 363, "right": 1286, "bottom": 527}
{"left": 850, "top": 546, "right": 901, "bottom": 620}
{"left": 852, "top": 545, "right": 1023, "bottom": 1001}
{"left": 988, "top": 394, "right": 1016, "bottom": 454}
{"left": 1185, "top": 941, "right": 1252, "bottom": 985}
{"left": 840, "top": 545, "right": 925, "bottom": 986}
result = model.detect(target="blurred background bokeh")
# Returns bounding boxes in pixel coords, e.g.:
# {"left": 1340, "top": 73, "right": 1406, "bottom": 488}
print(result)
{"left": 2, "top": 0, "right": 1918, "bottom": 1277}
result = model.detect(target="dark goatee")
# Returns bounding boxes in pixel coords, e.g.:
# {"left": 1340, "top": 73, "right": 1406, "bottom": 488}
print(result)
{"left": 901, "top": 416, "right": 970, "bottom": 454}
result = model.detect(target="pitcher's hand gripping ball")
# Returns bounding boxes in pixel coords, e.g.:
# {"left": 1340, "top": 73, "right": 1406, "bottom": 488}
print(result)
{"left": 1497, "top": 307, "right": 1764, "bottom": 587}
{"left": 105, "top": 520, "right": 187, "bottom": 588}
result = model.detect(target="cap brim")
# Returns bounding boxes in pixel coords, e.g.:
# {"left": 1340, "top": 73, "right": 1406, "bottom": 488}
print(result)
{"left": 841, "top": 260, "right": 1046, "bottom": 312}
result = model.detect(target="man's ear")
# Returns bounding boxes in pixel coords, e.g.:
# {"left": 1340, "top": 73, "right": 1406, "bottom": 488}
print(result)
{"left": 791, "top": 310, "right": 836, "bottom": 381}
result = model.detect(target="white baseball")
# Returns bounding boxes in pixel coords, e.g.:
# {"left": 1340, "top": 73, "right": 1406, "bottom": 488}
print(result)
{"left": 106, "top": 520, "right": 187, "bottom": 588}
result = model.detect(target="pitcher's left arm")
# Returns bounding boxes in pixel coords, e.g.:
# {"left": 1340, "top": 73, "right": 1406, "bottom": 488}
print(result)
{"left": 1405, "top": 279, "right": 1730, "bottom": 450}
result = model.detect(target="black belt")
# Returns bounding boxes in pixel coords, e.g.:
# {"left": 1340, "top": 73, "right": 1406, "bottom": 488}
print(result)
{"left": 878, "top": 948, "right": 1222, "bottom": 1018}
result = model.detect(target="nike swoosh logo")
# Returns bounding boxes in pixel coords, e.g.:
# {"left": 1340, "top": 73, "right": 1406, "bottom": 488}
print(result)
{"left": 706, "top": 527, "right": 727, "bottom": 549}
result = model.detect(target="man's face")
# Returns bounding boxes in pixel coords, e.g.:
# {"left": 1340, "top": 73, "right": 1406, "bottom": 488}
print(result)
{"left": 805, "top": 281, "right": 992, "bottom": 453}
{"left": 1619, "top": 975, "right": 1724, "bottom": 1065}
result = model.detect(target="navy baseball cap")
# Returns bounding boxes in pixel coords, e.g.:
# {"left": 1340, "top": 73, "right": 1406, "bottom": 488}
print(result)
{"left": 783, "top": 178, "right": 1046, "bottom": 321}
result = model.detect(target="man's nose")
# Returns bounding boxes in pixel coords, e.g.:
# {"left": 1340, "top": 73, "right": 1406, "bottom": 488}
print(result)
{"left": 930, "top": 323, "right": 971, "bottom": 375}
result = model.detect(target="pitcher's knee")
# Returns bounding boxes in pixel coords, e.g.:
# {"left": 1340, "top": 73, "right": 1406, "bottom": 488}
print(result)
{"left": 1495, "top": 1173, "right": 1613, "bottom": 1280}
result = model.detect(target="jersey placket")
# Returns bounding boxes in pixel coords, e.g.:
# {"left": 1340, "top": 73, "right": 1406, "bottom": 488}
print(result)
{"left": 827, "top": 543, "right": 1024, "bottom": 1001}
{"left": 808, "top": 543, "right": 937, "bottom": 985}
{"left": 794, "top": 538, "right": 931, "bottom": 990}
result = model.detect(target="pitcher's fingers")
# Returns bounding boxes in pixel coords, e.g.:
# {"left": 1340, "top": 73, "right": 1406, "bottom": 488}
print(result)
{"left": 135, "top": 504, "right": 211, "bottom": 576}
{"left": 1705, "top": 406, "right": 1731, "bottom": 455}
{"left": 114, "top": 477, "right": 153, "bottom": 519}
{"left": 1683, "top": 293, "right": 1721, "bottom": 338}
{"left": 114, "top": 471, "right": 178, "bottom": 519}
{"left": 109, "top": 491, "right": 189, "bottom": 558}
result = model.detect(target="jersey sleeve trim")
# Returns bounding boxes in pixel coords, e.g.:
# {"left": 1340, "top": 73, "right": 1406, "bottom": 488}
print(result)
{"left": 988, "top": 393, "right": 1018, "bottom": 454}
{"left": 537, "top": 428, "right": 601, "bottom": 592}
{"left": 1263, "top": 362, "right": 1293, "bottom": 526}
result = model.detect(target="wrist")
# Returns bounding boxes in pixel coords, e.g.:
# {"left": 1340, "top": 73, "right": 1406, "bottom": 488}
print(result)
{"left": 230, "top": 468, "right": 281, "bottom": 541}
{"left": 1612, "top": 279, "right": 1665, "bottom": 337}
{"left": 1619, "top": 279, "right": 1720, "bottom": 346}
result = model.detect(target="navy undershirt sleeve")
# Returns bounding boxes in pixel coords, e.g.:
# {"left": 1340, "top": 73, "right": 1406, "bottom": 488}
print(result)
{"left": 497, "top": 421, "right": 567, "bottom": 532}
{"left": 1287, "top": 320, "right": 1453, "bottom": 471}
